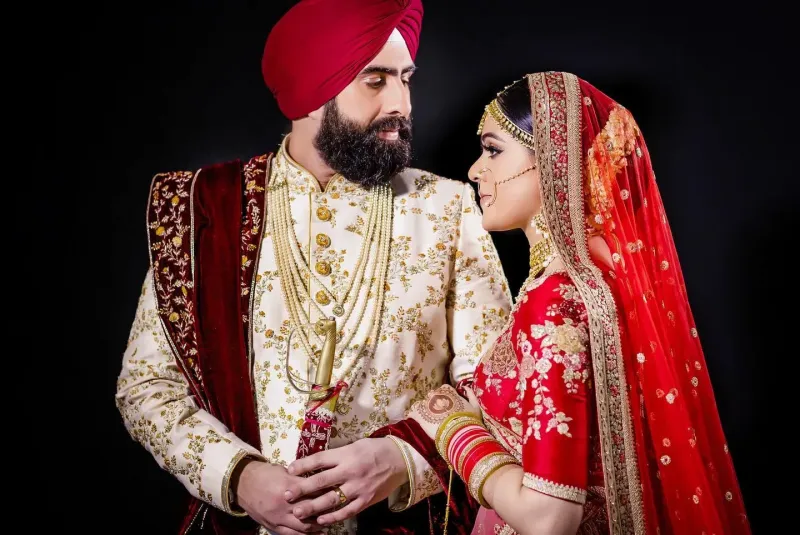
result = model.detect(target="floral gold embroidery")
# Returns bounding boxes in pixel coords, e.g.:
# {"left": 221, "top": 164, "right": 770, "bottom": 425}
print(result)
{"left": 523, "top": 473, "right": 587, "bottom": 504}
{"left": 585, "top": 106, "right": 640, "bottom": 234}
{"left": 482, "top": 328, "right": 516, "bottom": 378}
{"left": 247, "top": 146, "right": 512, "bottom": 510}
{"left": 147, "top": 169, "right": 205, "bottom": 399}
{"left": 522, "top": 289, "right": 590, "bottom": 441}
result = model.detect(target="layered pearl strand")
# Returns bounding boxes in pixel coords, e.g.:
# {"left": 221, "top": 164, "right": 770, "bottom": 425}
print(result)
{"left": 268, "top": 170, "right": 393, "bottom": 385}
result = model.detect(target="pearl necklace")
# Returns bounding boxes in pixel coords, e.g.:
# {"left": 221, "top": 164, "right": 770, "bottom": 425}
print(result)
{"left": 268, "top": 164, "right": 393, "bottom": 384}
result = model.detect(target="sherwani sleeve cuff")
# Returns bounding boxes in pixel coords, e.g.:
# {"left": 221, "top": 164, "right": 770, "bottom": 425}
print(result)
{"left": 206, "top": 437, "right": 265, "bottom": 515}
{"left": 386, "top": 437, "right": 442, "bottom": 511}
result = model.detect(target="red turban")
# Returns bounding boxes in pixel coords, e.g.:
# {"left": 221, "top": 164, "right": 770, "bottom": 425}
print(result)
{"left": 262, "top": 0, "right": 424, "bottom": 120}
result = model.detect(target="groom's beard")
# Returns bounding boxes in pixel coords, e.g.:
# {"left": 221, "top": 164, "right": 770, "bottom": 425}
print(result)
{"left": 313, "top": 100, "right": 412, "bottom": 188}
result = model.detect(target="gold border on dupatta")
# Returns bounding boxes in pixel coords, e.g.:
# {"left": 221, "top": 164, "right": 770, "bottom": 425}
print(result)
{"left": 528, "top": 71, "right": 645, "bottom": 534}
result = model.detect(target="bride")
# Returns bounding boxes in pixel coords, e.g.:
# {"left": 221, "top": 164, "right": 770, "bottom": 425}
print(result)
{"left": 402, "top": 71, "right": 751, "bottom": 535}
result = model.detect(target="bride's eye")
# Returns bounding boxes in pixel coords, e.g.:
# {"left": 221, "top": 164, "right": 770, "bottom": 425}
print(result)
{"left": 482, "top": 144, "right": 502, "bottom": 157}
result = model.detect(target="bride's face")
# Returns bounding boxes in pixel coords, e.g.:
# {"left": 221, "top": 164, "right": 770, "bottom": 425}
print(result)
{"left": 468, "top": 115, "right": 541, "bottom": 232}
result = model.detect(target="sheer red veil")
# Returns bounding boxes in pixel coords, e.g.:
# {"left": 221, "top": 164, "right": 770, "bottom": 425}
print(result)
{"left": 528, "top": 71, "right": 750, "bottom": 534}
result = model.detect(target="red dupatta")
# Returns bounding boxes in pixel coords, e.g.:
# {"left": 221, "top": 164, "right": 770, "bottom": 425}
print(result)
{"left": 530, "top": 71, "right": 750, "bottom": 534}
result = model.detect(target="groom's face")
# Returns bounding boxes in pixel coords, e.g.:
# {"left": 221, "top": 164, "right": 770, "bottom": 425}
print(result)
{"left": 337, "top": 39, "right": 415, "bottom": 135}
{"left": 313, "top": 40, "right": 416, "bottom": 187}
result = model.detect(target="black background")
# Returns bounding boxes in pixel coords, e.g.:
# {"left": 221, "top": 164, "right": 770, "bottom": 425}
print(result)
{"left": 61, "top": 1, "right": 793, "bottom": 532}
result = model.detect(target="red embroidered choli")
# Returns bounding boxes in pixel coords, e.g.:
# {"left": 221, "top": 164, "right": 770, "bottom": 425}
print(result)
{"left": 473, "top": 270, "right": 609, "bottom": 534}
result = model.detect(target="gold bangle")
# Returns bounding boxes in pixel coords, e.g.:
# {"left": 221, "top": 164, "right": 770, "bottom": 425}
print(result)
{"left": 468, "top": 452, "right": 518, "bottom": 508}
{"left": 435, "top": 413, "right": 483, "bottom": 454}
{"left": 435, "top": 411, "right": 482, "bottom": 446}
{"left": 436, "top": 417, "right": 484, "bottom": 458}
{"left": 436, "top": 415, "right": 482, "bottom": 461}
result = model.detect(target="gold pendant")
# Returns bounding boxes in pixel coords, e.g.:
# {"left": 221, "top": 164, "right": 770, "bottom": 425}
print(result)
{"left": 332, "top": 304, "right": 344, "bottom": 317}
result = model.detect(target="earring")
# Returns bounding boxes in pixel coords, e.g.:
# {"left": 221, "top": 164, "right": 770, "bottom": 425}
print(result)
{"left": 532, "top": 213, "right": 549, "bottom": 237}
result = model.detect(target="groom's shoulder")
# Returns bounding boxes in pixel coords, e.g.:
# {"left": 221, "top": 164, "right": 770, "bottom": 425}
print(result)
{"left": 393, "top": 167, "right": 468, "bottom": 197}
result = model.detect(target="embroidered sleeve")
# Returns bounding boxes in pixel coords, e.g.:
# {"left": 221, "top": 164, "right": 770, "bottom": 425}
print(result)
{"left": 516, "top": 279, "right": 591, "bottom": 504}
{"left": 115, "top": 270, "right": 264, "bottom": 514}
{"left": 386, "top": 437, "right": 441, "bottom": 511}
{"left": 446, "top": 182, "right": 512, "bottom": 384}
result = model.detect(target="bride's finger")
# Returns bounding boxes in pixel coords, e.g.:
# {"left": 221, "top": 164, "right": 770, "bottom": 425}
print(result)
{"left": 465, "top": 386, "right": 480, "bottom": 408}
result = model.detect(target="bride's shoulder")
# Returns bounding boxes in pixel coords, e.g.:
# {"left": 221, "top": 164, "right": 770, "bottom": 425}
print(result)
{"left": 513, "top": 270, "right": 584, "bottom": 317}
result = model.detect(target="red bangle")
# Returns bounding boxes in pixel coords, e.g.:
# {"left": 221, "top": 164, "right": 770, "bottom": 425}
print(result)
{"left": 448, "top": 425, "right": 484, "bottom": 463}
{"left": 461, "top": 439, "right": 506, "bottom": 482}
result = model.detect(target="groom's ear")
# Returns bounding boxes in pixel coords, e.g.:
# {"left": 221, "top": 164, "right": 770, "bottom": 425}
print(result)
{"left": 307, "top": 102, "right": 327, "bottom": 122}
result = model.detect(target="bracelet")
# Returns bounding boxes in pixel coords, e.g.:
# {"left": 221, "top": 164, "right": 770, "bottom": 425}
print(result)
{"left": 456, "top": 435, "right": 494, "bottom": 476}
{"left": 468, "top": 451, "right": 518, "bottom": 508}
{"left": 435, "top": 411, "right": 482, "bottom": 448}
{"left": 435, "top": 413, "right": 483, "bottom": 459}
{"left": 434, "top": 414, "right": 520, "bottom": 508}
{"left": 448, "top": 425, "right": 485, "bottom": 467}
{"left": 461, "top": 440, "right": 502, "bottom": 481}
{"left": 436, "top": 416, "right": 480, "bottom": 462}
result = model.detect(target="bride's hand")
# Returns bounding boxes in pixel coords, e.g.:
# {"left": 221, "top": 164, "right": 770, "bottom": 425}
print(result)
{"left": 463, "top": 385, "right": 482, "bottom": 418}
{"left": 406, "top": 384, "right": 481, "bottom": 440}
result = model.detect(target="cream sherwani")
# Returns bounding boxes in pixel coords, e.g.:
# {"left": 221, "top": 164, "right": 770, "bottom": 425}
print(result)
{"left": 116, "top": 139, "right": 512, "bottom": 533}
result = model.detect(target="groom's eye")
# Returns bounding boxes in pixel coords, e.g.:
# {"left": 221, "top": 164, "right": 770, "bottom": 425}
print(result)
{"left": 365, "top": 76, "right": 386, "bottom": 89}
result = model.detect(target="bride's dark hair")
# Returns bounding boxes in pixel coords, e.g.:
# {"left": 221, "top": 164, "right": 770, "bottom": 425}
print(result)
{"left": 495, "top": 78, "right": 534, "bottom": 141}
{"left": 490, "top": 78, "right": 533, "bottom": 144}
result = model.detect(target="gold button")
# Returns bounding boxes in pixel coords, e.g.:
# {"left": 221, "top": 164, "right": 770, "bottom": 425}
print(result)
{"left": 315, "top": 290, "right": 330, "bottom": 305}
{"left": 316, "top": 233, "right": 331, "bottom": 248}
{"left": 315, "top": 261, "right": 331, "bottom": 276}
{"left": 316, "top": 206, "right": 331, "bottom": 221}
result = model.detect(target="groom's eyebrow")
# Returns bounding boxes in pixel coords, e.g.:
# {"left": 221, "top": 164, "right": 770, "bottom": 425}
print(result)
{"left": 360, "top": 64, "right": 417, "bottom": 76}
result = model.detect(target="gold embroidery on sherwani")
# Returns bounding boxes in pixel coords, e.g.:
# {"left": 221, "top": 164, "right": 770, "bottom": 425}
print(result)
{"left": 119, "top": 139, "right": 512, "bottom": 533}
{"left": 249, "top": 141, "right": 512, "bottom": 526}
{"left": 117, "top": 276, "right": 263, "bottom": 511}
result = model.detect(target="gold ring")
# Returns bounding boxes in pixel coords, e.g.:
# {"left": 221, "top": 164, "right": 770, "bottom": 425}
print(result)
{"left": 333, "top": 486, "right": 347, "bottom": 506}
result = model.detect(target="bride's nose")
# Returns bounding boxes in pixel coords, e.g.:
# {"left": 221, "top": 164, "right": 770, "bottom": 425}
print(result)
{"left": 468, "top": 161, "right": 488, "bottom": 183}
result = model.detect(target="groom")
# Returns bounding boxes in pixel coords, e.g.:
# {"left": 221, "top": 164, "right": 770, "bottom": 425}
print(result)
{"left": 115, "top": 1, "right": 510, "bottom": 534}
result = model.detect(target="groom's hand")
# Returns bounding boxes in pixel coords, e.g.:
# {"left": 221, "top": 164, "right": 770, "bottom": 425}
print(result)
{"left": 284, "top": 437, "right": 408, "bottom": 525}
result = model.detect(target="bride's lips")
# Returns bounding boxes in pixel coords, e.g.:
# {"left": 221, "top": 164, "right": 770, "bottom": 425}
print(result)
{"left": 479, "top": 192, "right": 493, "bottom": 205}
